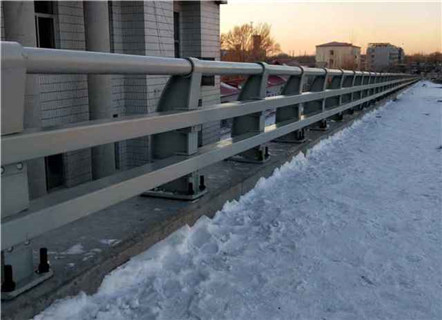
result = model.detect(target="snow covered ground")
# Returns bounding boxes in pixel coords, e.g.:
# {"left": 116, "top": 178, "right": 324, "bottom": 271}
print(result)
{"left": 36, "top": 81, "right": 441, "bottom": 320}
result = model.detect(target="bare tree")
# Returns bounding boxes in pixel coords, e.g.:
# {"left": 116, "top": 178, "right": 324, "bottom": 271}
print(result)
{"left": 221, "top": 23, "right": 281, "bottom": 62}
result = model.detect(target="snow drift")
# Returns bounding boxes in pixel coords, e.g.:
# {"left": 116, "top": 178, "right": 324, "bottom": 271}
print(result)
{"left": 36, "top": 81, "right": 441, "bottom": 320}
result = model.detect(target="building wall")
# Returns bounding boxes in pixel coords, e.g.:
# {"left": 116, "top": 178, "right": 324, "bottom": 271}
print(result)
{"left": 1, "top": 1, "right": 93, "bottom": 188}
{"left": 1, "top": 0, "right": 222, "bottom": 190}
{"left": 367, "top": 46, "right": 390, "bottom": 71}
{"left": 110, "top": 1, "right": 144, "bottom": 169}
{"left": 366, "top": 44, "right": 404, "bottom": 72}
{"left": 175, "top": 1, "right": 221, "bottom": 146}
{"left": 110, "top": 1, "right": 221, "bottom": 168}
{"left": 316, "top": 46, "right": 361, "bottom": 70}
{"left": 40, "top": 1, "right": 92, "bottom": 188}
{"left": 110, "top": 1, "right": 173, "bottom": 169}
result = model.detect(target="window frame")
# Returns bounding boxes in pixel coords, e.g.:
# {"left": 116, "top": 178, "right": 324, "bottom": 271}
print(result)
{"left": 34, "top": 1, "right": 58, "bottom": 49}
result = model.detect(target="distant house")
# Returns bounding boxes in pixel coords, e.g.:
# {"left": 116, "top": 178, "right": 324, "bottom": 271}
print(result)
{"left": 366, "top": 43, "right": 404, "bottom": 72}
{"left": 360, "top": 54, "right": 367, "bottom": 70}
{"left": 271, "top": 56, "right": 316, "bottom": 68}
{"left": 315, "top": 42, "right": 361, "bottom": 69}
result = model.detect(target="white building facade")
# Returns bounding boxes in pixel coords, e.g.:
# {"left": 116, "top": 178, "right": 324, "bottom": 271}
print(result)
{"left": 366, "top": 43, "right": 404, "bottom": 72}
{"left": 315, "top": 42, "right": 361, "bottom": 70}
{"left": 1, "top": 1, "right": 223, "bottom": 198}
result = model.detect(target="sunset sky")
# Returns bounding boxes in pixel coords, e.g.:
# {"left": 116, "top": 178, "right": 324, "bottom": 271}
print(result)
{"left": 220, "top": 0, "right": 441, "bottom": 55}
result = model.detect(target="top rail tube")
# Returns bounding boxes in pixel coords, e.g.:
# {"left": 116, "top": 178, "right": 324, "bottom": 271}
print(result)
{"left": 1, "top": 42, "right": 407, "bottom": 77}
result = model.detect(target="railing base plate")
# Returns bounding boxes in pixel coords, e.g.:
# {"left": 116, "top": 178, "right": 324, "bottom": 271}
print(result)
{"left": 227, "top": 154, "right": 270, "bottom": 164}
{"left": 274, "top": 137, "right": 306, "bottom": 144}
{"left": 1, "top": 270, "right": 53, "bottom": 301}
{"left": 141, "top": 188, "right": 207, "bottom": 201}
{"left": 310, "top": 125, "right": 329, "bottom": 132}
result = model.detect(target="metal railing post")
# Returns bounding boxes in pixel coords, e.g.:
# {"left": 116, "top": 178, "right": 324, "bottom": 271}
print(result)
{"left": 274, "top": 67, "right": 306, "bottom": 143}
{"left": 368, "top": 72, "right": 376, "bottom": 102}
{"left": 359, "top": 71, "right": 370, "bottom": 110}
{"left": 326, "top": 70, "right": 344, "bottom": 107}
{"left": 143, "top": 58, "right": 207, "bottom": 200}
{"left": 378, "top": 74, "right": 383, "bottom": 96}
{"left": 327, "top": 69, "right": 345, "bottom": 121}
{"left": 1, "top": 42, "right": 29, "bottom": 219}
{"left": 230, "top": 62, "right": 269, "bottom": 163}
{"left": 340, "top": 71, "right": 356, "bottom": 118}
{"left": 379, "top": 74, "right": 386, "bottom": 98}
{"left": 374, "top": 73, "right": 381, "bottom": 96}
{"left": 349, "top": 72, "right": 363, "bottom": 114}
{"left": 1, "top": 42, "right": 53, "bottom": 300}
{"left": 305, "top": 68, "right": 328, "bottom": 130}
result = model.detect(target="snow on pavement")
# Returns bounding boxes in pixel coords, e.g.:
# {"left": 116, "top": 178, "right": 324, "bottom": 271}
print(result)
{"left": 36, "top": 81, "right": 441, "bottom": 320}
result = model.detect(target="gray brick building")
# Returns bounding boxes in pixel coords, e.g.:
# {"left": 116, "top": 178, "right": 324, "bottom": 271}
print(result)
{"left": 1, "top": 1, "right": 223, "bottom": 197}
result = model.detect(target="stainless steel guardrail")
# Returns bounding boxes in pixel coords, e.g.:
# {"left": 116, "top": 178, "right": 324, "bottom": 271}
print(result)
{"left": 1, "top": 41, "right": 418, "bottom": 251}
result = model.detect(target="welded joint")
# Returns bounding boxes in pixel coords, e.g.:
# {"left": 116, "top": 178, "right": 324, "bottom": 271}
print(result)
{"left": 321, "top": 68, "right": 330, "bottom": 91}
{"left": 281, "top": 65, "right": 305, "bottom": 96}
{"left": 237, "top": 62, "right": 269, "bottom": 100}
{"left": 276, "top": 66, "right": 305, "bottom": 129}
{"left": 1, "top": 42, "right": 27, "bottom": 135}
{"left": 256, "top": 62, "right": 270, "bottom": 98}
{"left": 336, "top": 69, "right": 347, "bottom": 106}
{"left": 186, "top": 57, "right": 203, "bottom": 76}
{"left": 231, "top": 62, "right": 270, "bottom": 162}
{"left": 320, "top": 68, "right": 330, "bottom": 111}
{"left": 337, "top": 69, "right": 345, "bottom": 88}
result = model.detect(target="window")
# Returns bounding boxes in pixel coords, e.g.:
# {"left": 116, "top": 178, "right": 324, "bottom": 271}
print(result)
{"left": 198, "top": 130, "right": 203, "bottom": 147}
{"left": 198, "top": 57, "right": 215, "bottom": 86}
{"left": 34, "top": 1, "right": 56, "bottom": 48}
{"left": 330, "top": 50, "right": 334, "bottom": 55}
{"left": 45, "top": 153, "right": 64, "bottom": 191}
{"left": 173, "top": 11, "right": 180, "bottom": 58}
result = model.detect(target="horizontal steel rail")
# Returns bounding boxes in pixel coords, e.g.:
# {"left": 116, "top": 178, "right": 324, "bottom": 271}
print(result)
{"left": 1, "top": 79, "right": 416, "bottom": 249}
{"left": 3, "top": 42, "right": 403, "bottom": 77}
{"left": 1, "top": 42, "right": 418, "bottom": 249}
{"left": 1, "top": 78, "right": 412, "bottom": 165}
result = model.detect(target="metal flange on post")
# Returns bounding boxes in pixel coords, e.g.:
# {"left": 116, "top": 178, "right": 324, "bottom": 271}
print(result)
{"left": 348, "top": 71, "right": 363, "bottom": 114}
{"left": 143, "top": 57, "right": 207, "bottom": 200}
{"left": 353, "top": 71, "right": 365, "bottom": 111}
{"left": 274, "top": 66, "right": 306, "bottom": 143}
{"left": 367, "top": 72, "right": 376, "bottom": 106}
{"left": 340, "top": 70, "right": 356, "bottom": 117}
{"left": 306, "top": 68, "right": 329, "bottom": 131}
{"left": 230, "top": 62, "right": 270, "bottom": 163}
{"left": 1, "top": 42, "right": 53, "bottom": 300}
{"left": 327, "top": 69, "right": 345, "bottom": 121}
{"left": 359, "top": 71, "right": 371, "bottom": 110}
